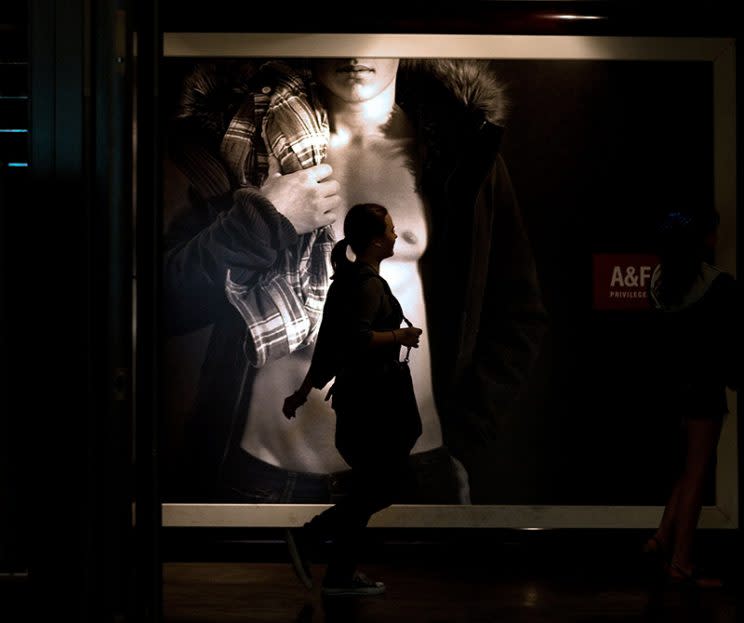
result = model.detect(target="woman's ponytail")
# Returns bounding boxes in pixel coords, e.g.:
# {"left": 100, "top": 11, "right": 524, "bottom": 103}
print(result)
{"left": 330, "top": 238, "right": 353, "bottom": 279}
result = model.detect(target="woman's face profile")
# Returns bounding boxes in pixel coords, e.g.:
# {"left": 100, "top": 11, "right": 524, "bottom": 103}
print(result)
{"left": 376, "top": 213, "right": 397, "bottom": 259}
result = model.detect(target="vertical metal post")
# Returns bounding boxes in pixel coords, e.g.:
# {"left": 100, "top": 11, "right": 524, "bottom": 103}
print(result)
{"left": 134, "top": 0, "right": 162, "bottom": 620}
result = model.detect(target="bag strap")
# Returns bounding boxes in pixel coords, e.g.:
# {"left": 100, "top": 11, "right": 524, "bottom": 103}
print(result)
{"left": 374, "top": 274, "right": 413, "bottom": 363}
{"left": 399, "top": 315, "right": 412, "bottom": 363}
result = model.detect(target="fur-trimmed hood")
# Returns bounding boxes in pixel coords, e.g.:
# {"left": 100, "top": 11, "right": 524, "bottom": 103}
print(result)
{"left": 173, "top": 58, "right": 508, "bottom": 148}
{"left": 398, "top": 59, "right": 507, "bottom": 126}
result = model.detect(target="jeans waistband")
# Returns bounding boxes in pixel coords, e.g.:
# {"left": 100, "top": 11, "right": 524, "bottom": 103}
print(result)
{"left": 221, "top": 445, "right": 454, "bottom": 504}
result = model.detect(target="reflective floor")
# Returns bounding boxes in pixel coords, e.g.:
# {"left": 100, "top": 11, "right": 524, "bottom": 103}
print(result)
{"left": 163, "top": 532, "right": 739, "bottom": 623}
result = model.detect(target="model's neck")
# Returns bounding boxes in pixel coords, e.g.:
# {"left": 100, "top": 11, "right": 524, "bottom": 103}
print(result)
{"left": 324, "top": 82, "right": 398, "bottom": 142}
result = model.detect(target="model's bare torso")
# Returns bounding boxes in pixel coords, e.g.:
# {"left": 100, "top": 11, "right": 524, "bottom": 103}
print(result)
{"left": 241, "top": 116, "right": 443, "bottom": 473}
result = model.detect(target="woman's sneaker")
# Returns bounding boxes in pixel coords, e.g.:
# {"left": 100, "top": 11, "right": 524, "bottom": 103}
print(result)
{"left": 321, "top": 572, "right": 386, "bottom": 596}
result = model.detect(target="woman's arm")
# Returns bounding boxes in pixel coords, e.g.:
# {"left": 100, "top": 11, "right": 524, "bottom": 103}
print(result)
{"left": 368, "top": 327, "right": 422, "bottom": 349}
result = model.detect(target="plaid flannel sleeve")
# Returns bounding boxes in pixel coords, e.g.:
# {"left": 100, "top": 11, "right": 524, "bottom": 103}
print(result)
{"left": 222, "top": 62, "right": 334, "bottom": 368}
{"left": 225, "top": 226, "right": 334, "bottom": 367}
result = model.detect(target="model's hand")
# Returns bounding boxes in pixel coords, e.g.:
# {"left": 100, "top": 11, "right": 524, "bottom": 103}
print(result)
{"left": 397, "top": 327, "right": 423, "bottom": 348}
{"left": 282, "top": 391, "right": 307, "bottom": 420}
{"left": 260, "top": 155, "right": 341, "bottom": 234}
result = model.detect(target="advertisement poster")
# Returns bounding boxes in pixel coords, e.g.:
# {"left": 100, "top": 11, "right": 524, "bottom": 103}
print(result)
{"left": 159, "top": 35, "right": 736, "bottom": 527}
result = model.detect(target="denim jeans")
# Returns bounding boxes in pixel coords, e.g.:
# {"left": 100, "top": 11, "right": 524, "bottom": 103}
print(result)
{"left": 219, "top": 445, "right": 465, "bottom": 504}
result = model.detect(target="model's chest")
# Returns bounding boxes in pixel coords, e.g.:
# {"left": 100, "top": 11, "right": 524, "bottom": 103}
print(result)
{"left": 325, "top": 138, "right": 429, "bottom": 258}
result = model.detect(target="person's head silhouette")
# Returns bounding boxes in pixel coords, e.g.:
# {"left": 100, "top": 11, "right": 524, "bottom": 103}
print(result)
{"left": 654, "top": 209, "right": 719, "bottom": 304}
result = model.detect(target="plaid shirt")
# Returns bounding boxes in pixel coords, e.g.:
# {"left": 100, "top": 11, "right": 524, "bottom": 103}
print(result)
{"left": 222, "top": 62, "right": 334, "bottom": 367}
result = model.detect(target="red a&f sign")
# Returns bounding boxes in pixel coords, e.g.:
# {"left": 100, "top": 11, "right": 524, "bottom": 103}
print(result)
{"left": 592, "top": 253, "right": 659, "bottom": 310}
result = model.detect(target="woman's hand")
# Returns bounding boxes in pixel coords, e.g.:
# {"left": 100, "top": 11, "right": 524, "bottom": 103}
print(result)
{"left": 282, "top": 390, "right": 308, "bottom": 420}
{"left": 395, "top": 327, "right": 423, "bottom": 348}
{"left": 282, "top": 374, "right": 314, "bottom": 420}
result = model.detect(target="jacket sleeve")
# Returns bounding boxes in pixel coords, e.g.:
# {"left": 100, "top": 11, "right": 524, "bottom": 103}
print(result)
{"left": 163, "top": 145, "right": 298, "bottom": 337}
{"left": 467, "top": 155, "right": 549, "bottom": 433}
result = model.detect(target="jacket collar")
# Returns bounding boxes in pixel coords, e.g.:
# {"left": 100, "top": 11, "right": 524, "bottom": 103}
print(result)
{"left": 177, "top": 59, "right": 508, "bottom": 152}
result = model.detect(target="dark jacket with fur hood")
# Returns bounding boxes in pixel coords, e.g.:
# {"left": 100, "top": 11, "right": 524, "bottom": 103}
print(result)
{"left": 163, "top": 59, "right": 548, "bottom": 500}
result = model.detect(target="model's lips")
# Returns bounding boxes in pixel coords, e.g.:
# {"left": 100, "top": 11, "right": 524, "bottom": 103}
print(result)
{"left": 336, "top": 64, "right": 374, "bottom": 73}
